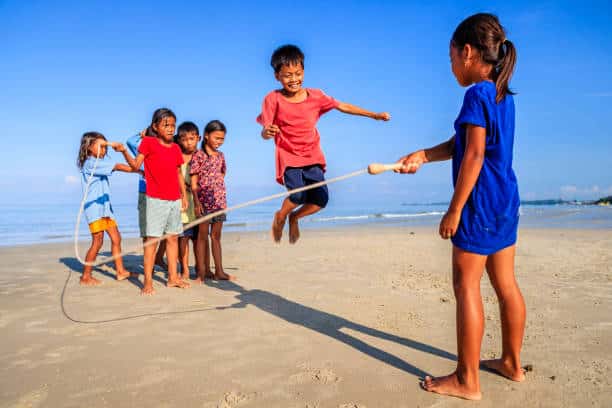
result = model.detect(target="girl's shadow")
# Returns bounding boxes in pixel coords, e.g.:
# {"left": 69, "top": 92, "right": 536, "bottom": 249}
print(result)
{"left": 209, "top": 280, "right": 457, "bottom": 379}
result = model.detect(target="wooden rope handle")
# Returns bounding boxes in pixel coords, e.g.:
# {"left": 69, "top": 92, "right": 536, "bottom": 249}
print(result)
{"left": 367, "top": 161, "right": 423, "bottom": 175}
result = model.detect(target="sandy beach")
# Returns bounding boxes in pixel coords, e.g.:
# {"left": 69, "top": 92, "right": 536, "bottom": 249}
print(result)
{"left": 1, "top": 226, "right": 610, "bottom": 407}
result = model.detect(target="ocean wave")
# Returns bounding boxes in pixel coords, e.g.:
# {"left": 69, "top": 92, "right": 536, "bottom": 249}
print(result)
{"left": 314, "top": 211, "right": 444, "bottom": 222}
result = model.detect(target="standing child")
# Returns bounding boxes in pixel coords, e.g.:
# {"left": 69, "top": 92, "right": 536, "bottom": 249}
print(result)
{"left": 397, "top": 13, "right": 524, "bottom": 400}
{"left": 175, "top": 121, "right": 200, "bottom": 280}
{"left": 132, "top": 108, "right": 190, "bottom": 295}
{"left": 77, "top": 132, "right": 138, "bottom": 285}
{"left": 257, "top": 44, "right": 390, "bottom": 244}
{"left": 191, "top": 120, "right": 234, "bottom": 282}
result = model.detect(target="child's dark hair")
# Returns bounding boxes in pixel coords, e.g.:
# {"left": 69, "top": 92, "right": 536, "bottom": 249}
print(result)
{"left": 270, "top": 44, "right": 304, "bottom": 73}
{"left": 146, "top": 107, "right": 176, "bottom": 136}
{"left": 202, "top": 120, "right": 226, "bottom": 148}
{"left": 176, "top": 121, "right": 199, "bottom": 142}
{"left": 452, "top": 13, "right": 516, "bottom": 103}
{"left": 77, "top": 131, "right": 107, "bottom": 168}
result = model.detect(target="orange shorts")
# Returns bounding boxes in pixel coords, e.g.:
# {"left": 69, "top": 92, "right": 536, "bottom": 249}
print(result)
{"left": 89, "top": 217, "right": 117, "bottom": 234}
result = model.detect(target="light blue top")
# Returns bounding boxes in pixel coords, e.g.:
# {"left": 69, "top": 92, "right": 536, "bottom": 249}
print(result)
{"left": 81, "top": 157, "right": 116, "bottom": 223}
{"left": 126, "top": 133, "right": 146, "bottom": 193}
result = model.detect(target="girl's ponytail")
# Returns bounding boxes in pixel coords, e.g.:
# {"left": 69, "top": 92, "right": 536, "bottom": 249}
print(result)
{"left": 495, "top": 39, "right": 517, "bottom": 103}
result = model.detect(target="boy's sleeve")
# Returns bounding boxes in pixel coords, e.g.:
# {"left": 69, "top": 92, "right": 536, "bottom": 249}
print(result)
{"left": 318, "top": 89, "right": 340, "bottom": 114}
{"left": 126, "top": 134, "right": 141, "bottom": 156}
{"left": 455, "top": 87, "right": 487, "bottom": 129}
{"left": 256, "top": 92, "right": 277, "bottom": 126}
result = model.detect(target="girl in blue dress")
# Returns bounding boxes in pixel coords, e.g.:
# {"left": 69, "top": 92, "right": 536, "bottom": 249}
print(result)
{"left": 398, "top": 13, "right": 525, "bottom": 400}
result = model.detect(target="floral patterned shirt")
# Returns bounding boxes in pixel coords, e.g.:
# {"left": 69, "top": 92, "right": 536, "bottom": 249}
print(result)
{"left": 190, "top": 150, "right": 227, "bottom": 213}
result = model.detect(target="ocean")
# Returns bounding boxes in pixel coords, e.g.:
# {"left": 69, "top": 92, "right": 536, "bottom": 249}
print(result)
{"left": 1, "top": 200, "right": 611, "bottom": 247}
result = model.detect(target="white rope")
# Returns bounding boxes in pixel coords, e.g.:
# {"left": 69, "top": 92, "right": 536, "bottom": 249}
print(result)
{"left": 75, "top": 152, "right": 368, "bottom": 267}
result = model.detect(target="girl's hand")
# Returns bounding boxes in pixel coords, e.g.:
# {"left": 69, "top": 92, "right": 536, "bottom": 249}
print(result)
{"left": 375, "top": 112, "right": 391, "bottom": 121}
{"left": 261, "top": 124, "right": 280, "bottom": 140}
{"left": 439, "top": 210, "right": 461, "bottom": 240}
{"left": 395, "top": 150, "right": 426, "bottom": 174}
{"left": 111, "top": 142, "right": 126, "bottom": 152}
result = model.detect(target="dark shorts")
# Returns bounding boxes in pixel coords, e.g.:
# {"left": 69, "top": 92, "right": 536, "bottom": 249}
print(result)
{"left": 284, "top": 165, "right": 329, "bottom": 208}
{"left": 180, "top": 225, "right": 199, "bottom": 238}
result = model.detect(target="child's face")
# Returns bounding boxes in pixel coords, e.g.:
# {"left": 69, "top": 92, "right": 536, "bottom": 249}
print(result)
{"left": 153, "top": 116, "right": 177, "bottom": 143}
{"left": 178, "top": 131, "right": 200, "bottom": 154}
{"left": 274, "top": 62, "right": 304, "bottom": 94}
{"left": 88, "top": 138, "right": 107, "bottom": 157}
{"left": 205, "top": 130, "right": 225, "bottom": 151}
{"left": 450, "top": 43, "right": 478, "bottom": 87}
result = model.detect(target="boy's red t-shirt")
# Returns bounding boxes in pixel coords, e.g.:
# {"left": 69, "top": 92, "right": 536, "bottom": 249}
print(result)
{"left": 256, "top": 88, "right": 339, "bottom": 185}
{"left": 138, "top": 137, "right": 184, "bottom": 200}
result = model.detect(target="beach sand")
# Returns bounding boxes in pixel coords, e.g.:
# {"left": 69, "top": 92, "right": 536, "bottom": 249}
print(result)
{"left": 0, "top": 226, "right": 610, "bottom": 407}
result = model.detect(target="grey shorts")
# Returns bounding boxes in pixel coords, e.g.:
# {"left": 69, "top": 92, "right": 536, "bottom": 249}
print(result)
{"left": 137, "top": 192, "right": 147, "bottom": 238}
{"left": 145, "top": 196, "right": 182, "bottom": 237}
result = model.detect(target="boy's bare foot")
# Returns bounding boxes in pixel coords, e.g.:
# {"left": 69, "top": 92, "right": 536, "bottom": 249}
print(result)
{"left": 288, "top": 213, "right": 300, "bottom": 244}
{"left": 271, "top": 211, "right": 286, "bottom": 243}
{"left": 141, "top": 285, "right": 155, "bottom": 295}
{"left": 421, "top": 373, "right": 482, "bottom": 401}
{"left": 481, "top": 359, "right": 526, "bottom": 382}
{"left": 116, "top": 270, "right": 132, "bottom": 281}
{"left": 80, "top": 276, "right": 102, "bottom": 286}
{"left": 214, "top": 271, "right": 236, "bottom": 281}
{"left": 167, "top": 279, "right": 190, "bottom": 289}
{"left": 204, "top": 271, "right": 215, "bottom": 279}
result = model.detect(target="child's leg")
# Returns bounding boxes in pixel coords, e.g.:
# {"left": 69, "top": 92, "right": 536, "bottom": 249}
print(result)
{"left": 142, "top": 237, "right": 158, "bottom": 295}
{"left": 178, "top": 235, "right": 190, "bottom": 280}
{"left": 211, "top": 221, "right": 234, "bottom": 280}
{"left": 288, "top": 179, "right": 328, "bottom": 244}
{"left": 190, "top": 226, "right": 200, "bottom": 280}
{"left": 165, "top": 235, "right": 189, "bottom": 288}
{"left": 272, "top": 197, "right": 299, "bottom": 242}
{"left": 288, "top": 203, "right": 322, "bottom": 244}
{"left": 81, "top": 232, "right": 104, "bottom": 286}
{"left": 195, "top": 222, "right": 212, "bottom": 282}
{"left": 106, "top": 225, "right": 133, "bottom": 280}
{"left": 422, "top": 246, "right": 486, "bottom": 400}
{"left": 155, "top": 240, "right": 167, "bottom": 270}
{"left": 481, "top": 244, "right": 526, "bottom": 381}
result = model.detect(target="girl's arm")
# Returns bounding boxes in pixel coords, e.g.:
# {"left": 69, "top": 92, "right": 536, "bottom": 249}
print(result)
{"left": 396, "top": 135, "right": 455, "bottom": 173}
{"left": 336, "top": 102, "right": 390, "bottom": 121}
{"left": 109, "top": 142, "right": 140, "bottom": 173}
{"left": 439, "top": 125, "right": 486, "bottom": 239}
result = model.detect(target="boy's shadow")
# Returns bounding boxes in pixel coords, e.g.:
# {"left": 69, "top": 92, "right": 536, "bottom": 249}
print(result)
{"left": 209, "top": 280, "right": 457, "bottom": 379}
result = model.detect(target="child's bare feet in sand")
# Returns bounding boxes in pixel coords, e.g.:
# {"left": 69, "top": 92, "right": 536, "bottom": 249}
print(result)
{"left": 80, "top": 276, "right": 102, "bottom": 286}
{"left": 116, "top": 270, "right": 132, "bottom": 281}
{"left": 288, "top": 212, "right": 300, "bottom": 244}
{"left": 141, "top": 285, "right": 155, "bottom": 295}
{"left": 481, "top": 359, "right": 526, "bottom": 382}
{"left": 421, "top": 373, "right": 482, "bottom": 401}
{"left": 271, "top": 211, "right": 286, "bottom": 243}
{"left": 167, "top": 279, "right": 190, "bottom": 289}
{"left": 214, "top": 270, "right": 236, "bottom": 281}
{"left": 192, "top": 276, "right": 204, "bottom": 285}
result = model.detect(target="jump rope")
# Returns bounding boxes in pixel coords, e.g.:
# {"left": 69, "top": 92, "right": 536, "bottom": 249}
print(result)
{"left": 64, "top": 141, "right": 417, "bottom": 323}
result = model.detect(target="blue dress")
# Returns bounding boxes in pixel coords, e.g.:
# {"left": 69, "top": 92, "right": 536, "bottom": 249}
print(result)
{"left": 451, "top": 81, "right": 520, "bottom": 255}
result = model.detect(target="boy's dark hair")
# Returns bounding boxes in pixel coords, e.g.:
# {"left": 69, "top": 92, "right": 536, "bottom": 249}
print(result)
{"left": 77, "top": 131, "right": 106, "bottom": 168}
{"left": 452, "top": 13, "right": 516, "bottom": 103}
{"left": 177, "top": 121, "right": 199, "bottom": 138}
{"left": 270, "top": 44, "right": 304, "bottom": 73}
{"left": 146, "top": 107, "right": 176, "bottom": 136}
{"left": 202, "top": 120, "right": 226, "bottom": 149}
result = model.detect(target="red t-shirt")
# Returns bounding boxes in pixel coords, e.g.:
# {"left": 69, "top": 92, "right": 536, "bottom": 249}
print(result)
{"left": 138, "top": 137, "right": 184, "bottom": 200}
{"left": 256, "top": 88, "right": 339, "bottom": 185}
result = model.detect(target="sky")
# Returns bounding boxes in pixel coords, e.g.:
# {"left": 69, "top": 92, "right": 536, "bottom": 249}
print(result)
{"left": 1, "top": 0, "right": 611, "bottom": 208}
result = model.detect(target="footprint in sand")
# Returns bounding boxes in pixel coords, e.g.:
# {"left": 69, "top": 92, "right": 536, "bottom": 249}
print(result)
{"left": 339, "top": 404, "right": 366, "bottom": 408}
{"left": 290, "top": 366, "right": 341, "bottom": 385}
{"left": 217, "top": 391, "right": 256, "bottom": 408}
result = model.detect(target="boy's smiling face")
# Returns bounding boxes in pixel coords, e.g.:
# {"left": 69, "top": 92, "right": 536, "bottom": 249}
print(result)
{"left": 275, "top": 62, "right": 304, "bottom": 94}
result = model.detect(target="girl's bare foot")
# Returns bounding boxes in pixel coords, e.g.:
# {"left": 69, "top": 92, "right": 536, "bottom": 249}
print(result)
{"left": 481, "top": 359, "right": 526, "bottom": 382}
{"left": 288, "top": 213, "right": 300, "bottom": 244}
{"left": 80, "top": 276, "right": 102, "bottom": 286}
{"left": 214, "top": 270, "right": 236, "bottom": 281}
{"left": 271, "top": 211, "right": 286, "bottom": 243}
{"left": 167, "top": 279, "right": 190, "bottom": 289}
{"left": 141, "top": 285, "right": 155, "bottom": 295}
{"left": 421, "top": 373, "right": 482, "bottom": 401}
{"left": 116, "top": 270, "right": 132, "bottom": 281}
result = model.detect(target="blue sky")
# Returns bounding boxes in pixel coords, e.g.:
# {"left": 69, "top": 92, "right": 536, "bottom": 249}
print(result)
{"left": 1, "top": 0, "right": 611, "bottom": 208}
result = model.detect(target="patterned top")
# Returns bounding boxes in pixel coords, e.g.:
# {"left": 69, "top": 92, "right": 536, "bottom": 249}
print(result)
{"left": 190, "top": 150, "right": 227, "bottom": 213}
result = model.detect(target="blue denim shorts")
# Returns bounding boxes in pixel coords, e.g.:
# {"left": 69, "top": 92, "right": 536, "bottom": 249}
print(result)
{"left": 283, "top": 165, "right": 329, "bottom": 208}
{"left": 180, "top": 225, "right": 198, "bottom": 238}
